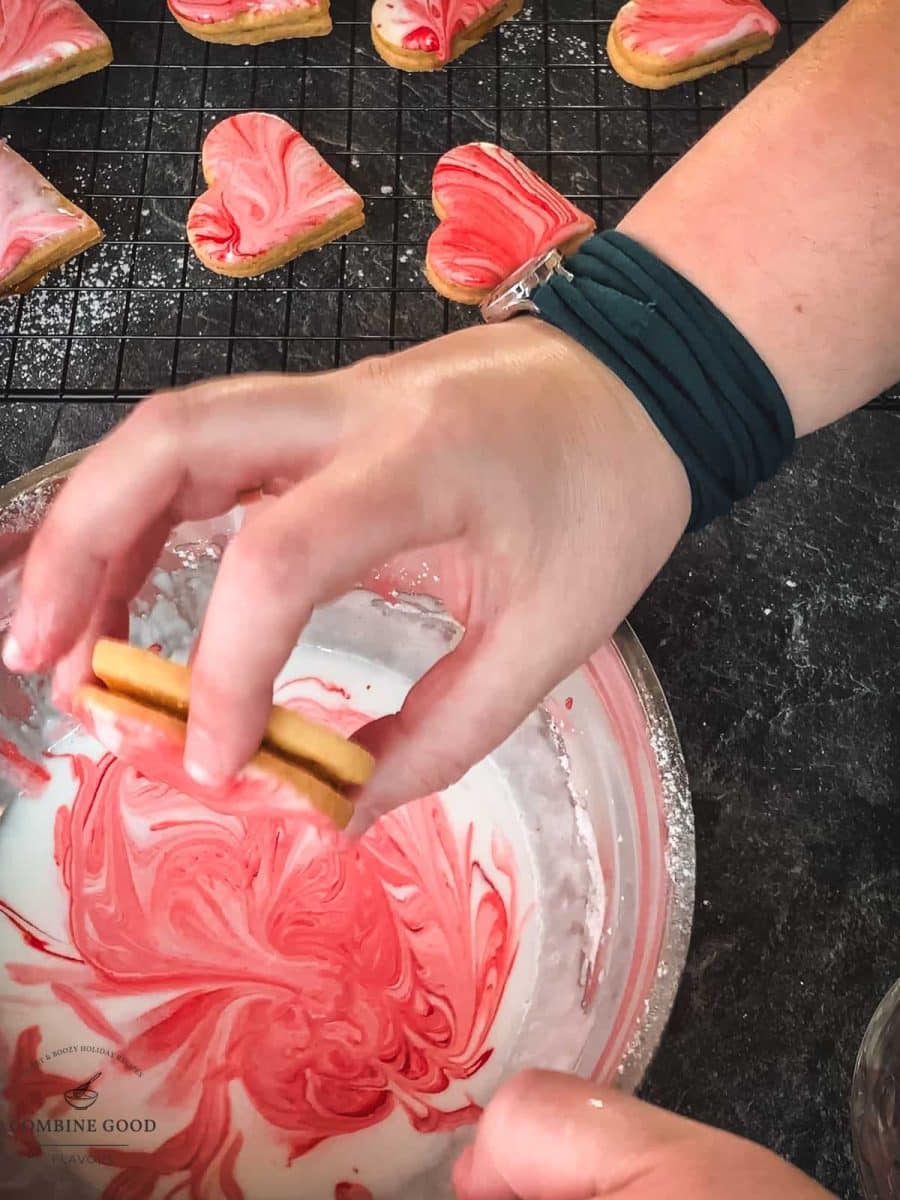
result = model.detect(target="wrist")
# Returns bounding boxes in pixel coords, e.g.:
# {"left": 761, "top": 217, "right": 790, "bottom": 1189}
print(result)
{"left": 529, "top": 315, "right": 692, "bottom": 558}
{"left": 528, "top": 233, "right": 795, "bottom": 530}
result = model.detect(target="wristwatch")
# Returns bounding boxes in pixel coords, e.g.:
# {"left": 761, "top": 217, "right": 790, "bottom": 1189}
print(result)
{"left": 479, "top": 248, "right": 574, "bottom": 324}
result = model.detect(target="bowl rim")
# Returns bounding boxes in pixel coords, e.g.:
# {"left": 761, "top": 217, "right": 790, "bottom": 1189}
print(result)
{"left": 0, "top": 449, "right": 695, "bottom": 1090}
{"left": 0, "top": 450, "right": 86, "bottom": 510}
{"left": 608, "top": 624, "right": 694, "bottom": 1089}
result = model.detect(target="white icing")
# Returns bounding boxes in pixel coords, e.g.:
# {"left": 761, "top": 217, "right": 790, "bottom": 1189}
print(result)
{"left": 0, "top": 574, "right": 602, "bottom": 1199}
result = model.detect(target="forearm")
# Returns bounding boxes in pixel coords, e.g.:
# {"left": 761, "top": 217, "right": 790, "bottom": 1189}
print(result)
{"left": 618, "top": 0, "right": 900, "bottom": 438}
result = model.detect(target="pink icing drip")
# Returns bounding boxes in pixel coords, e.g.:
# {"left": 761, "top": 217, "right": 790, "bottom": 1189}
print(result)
{"left": 616, "top": 0, "right": 779, "bottom": 62}
{"left": 0, "top": 143, "right": 92, "bottom": 284}
{"left": 186, "top": 113, "right": 362, "bottom": 266}
{"left": 0, "top": 735, "right": 50, "bottom": 793}
{"left": 372, "top": 0, "right": 497, "bottom": 61}
{"left": 1, "top": 680, "right": 520, "bottom": 1198}
{"left": 0, "top": 0, "right": 108, "bottom": 87}
{"left": 428, "top": 142, "right": 595, "bottom": 294}
{"left": 168, "top": 0, "right": 318, "bottom": 23}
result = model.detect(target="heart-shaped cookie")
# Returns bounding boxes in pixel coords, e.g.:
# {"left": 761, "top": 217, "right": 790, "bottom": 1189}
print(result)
{"left": 0, "top": 141, "right": 102, "bottom": 296}
{"left": 371, "top": 0, "right": 523, "bottom": 71}
{"left": 168, "top": 0, "right": 331, "bottom": 46}
{"left": 186, "top": 113, "right": 364, "bottom": 278}
{"left": 0, "top": 0, "right": 112, "bottom": 106}
{"left": 608, "top": 0, "right": 780, "bottom": 90}
{"left": 425, "top": 142, "right": 596, "bottom": 305}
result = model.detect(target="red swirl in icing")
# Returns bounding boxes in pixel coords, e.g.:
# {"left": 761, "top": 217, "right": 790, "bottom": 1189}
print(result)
{"left": 187, "top": 113, "right": 362, "bottom": 266}
{"left": 168, "top": 0, "right": 319, "bottom": 24}
{"left": 2, "top": 1026, "right": 84, "bottom": 1157}
{"left": 1, "top": 680, "right": 520, "bottom": 1198}
{"left": 615, "top": 0, "right": 779, "bottom": 63}
{"left": 427, "top": 142, "right": 595, "bottom": 298}
{"left": 0, "top": 735, "right": 50, "bottom": 793}
{"left": 372, "top": 0, "right": 499, "bottom": 62}
{"left": 0, "top": 142, "right": 93, "bottom": 285}
{"left": 0, "top": 0, "right": 108, "bottom": 88}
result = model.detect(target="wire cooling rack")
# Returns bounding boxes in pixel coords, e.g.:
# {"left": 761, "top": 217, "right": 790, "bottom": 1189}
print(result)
{"left": 0, "top": 0, "right": 895, "bottom": 407}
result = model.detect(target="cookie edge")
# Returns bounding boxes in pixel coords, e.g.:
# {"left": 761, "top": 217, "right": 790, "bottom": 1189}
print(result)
{"left": 371, "top": 0, "right": 523, "bottom": 71}
{"left": 170, "top": 2, "right": 332, "bottom": 43}
{"left": 0, "top": 40, "right": 113, "bottom": 107}
{"left": 0, "top": 189, "right": 102, "bottom": 297}
{"left": 425, "top": 189, "right": 596, "bottom": 305}
{"left": 606, "top": 18, "right": 776, "bottom": 89}
{"left": 187, "top": 199, "right": 365, "bottom": 277}
{"left": 75, "top": 684, "right": 355, "bottom": 829}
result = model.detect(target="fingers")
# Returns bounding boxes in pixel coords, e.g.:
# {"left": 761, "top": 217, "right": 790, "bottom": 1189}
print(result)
{"left": 453, "top": 1070, "right": 683, "bottom": 1200}
{"left": 52, "top": 594, "right": 128, "bottom": 714}
{"left": 51, "top": 516, "right": 172, "bottom": 710}
{"left": 182, "top": 451, "right": 462, "bottom": 786}
{"left": 349, "top": 606, "right": 565, "bottom": 831}
{"left": 4, "top": 375, "right": 348, "bottom": 675}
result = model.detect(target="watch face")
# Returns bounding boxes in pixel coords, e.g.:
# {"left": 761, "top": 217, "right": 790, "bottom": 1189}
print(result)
{"left": 479, "top": 249, "right": 566, "bottom": 324}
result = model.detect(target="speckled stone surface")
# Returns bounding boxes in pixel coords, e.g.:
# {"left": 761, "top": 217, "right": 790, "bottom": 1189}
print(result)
{"left": 0, "top": 0, "right": 898, "bottom": 1196}
{"left": 637, "top": 410, "right": 900, "bottom": 1199}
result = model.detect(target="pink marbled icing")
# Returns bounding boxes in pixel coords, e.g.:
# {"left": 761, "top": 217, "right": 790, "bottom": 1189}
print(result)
{"left": 615, "top": 0, "right": 779, "bottom": 63}
{"left": 372, "top": 0, "right": 503, "bottom": 62}
{"left": 0, "top": 142, "right": 93, "bottom": 285}
{"left": 0, "top": 0, "right": 109, "bottom": 91}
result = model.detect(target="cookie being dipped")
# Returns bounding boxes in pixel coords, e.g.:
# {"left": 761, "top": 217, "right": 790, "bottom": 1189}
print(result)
{"left": 74, "top": 639, "right": 375, "bottom": 830}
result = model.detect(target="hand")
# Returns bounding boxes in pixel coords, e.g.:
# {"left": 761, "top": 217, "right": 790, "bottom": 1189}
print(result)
{"left": 456, "top": 1070, "right": 834, "bottom": 1200}
{"left": 4, "top": 320, "right": 689, "bottom": 825}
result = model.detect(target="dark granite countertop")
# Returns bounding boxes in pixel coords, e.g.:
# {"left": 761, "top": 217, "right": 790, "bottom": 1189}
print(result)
{"left": 1, "top": 397, "right": 897, "bottom": 1200}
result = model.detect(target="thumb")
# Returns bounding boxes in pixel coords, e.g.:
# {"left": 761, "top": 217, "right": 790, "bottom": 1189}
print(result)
{"left": 348, "top": 611, "right": 558, "bottom": 833}
{"left": 452, "top": 1071, "right": 685, "bottom": 1200}
{"left": 453, "top": 1070, "right": 835, "bottom": 1200}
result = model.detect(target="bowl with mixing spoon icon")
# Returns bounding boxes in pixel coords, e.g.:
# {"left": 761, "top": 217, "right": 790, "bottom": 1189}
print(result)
{"left": 64, "top": 1071, "right": 101, "bottom": 1111}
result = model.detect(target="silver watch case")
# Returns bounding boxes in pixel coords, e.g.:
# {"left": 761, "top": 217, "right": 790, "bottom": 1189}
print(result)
{"left": 479, "top": 247, "right": 574, "bottom": 324}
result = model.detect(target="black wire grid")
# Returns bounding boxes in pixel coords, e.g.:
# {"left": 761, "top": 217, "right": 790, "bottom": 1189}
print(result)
{"left": 0, "top": 0, "right": 895, "bottom": 407}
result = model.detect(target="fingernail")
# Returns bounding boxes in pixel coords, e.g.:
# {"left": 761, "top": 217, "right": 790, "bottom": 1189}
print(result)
{"left": 3, "top": 600, "right": 45, "bottom": 673}
{"left": 184, "top": 726, "right": 226, "bottom": 789}
{"left": 3, "top": 633, "right": 29, "bottom": 673}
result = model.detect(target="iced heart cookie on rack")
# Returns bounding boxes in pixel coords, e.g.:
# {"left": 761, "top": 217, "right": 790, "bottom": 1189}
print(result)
{"left": 426, "top": 142, "right": 595, "bottom": 305}
{"left": 74, "top": 639, "right": 375, "bottom": 831}
{"left": 0, "top": 0, "right": 112, "bottom": 106}
{"left": 371, "top": 0, "right": 523, "bottom": 71}
{"left": 167, "top": 0, "right": 331, "bottom": 44}
{"left": 607, "top": 0, "right": 780, "bottom": 89}
{"left": 186, "top": 113, "right": 364, "bottom": 278}
{"left": 0, "top": 140, "right": 102, "bottom": 296}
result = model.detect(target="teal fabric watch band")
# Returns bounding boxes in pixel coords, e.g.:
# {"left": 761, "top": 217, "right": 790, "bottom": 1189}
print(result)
{"left": 532, "top": 231, "right": 795, "bottom": 531}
